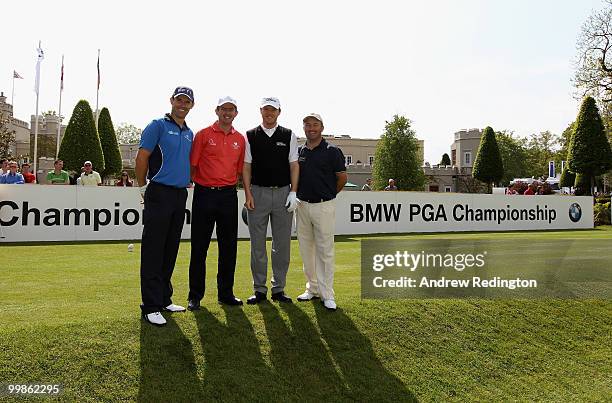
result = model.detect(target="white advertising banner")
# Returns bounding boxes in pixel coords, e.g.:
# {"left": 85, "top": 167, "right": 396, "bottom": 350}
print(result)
{"left": 0, "top": 186, "right": 593, "bottom": 242}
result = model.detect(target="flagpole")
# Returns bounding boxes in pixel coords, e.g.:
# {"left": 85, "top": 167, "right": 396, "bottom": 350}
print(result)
{"left": 95, "top": 49, "right": 100, "bottom": 130}
{"left": 33, "top": 41, "right": 43, "bottom": 181}
{"left": 56, "top": 55, "right": 64, "bottom": 158}
{"left": 11, "top": 74, "right": 15, "bottom": 108}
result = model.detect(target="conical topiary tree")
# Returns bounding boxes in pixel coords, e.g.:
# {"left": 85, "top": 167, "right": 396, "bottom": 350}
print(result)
{"left": 472, "top": 126, "right": 504, "bottom": 193}
{"left": 568, "top": 96, "right": 612, "bottom": 195}
{"left": 98, "top": 107, "right": 122, "bottom": 180}
{"left": 559, "top": 168, "right": 576, "bottom": 188}
{"left": 58, "top": 100, "right": 104, "bottom": 173}
{"left": 440, "top": 153, "right": 451, "bottom": 166}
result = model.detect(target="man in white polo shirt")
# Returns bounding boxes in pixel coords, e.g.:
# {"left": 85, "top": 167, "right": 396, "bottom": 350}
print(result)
{"left": 79, "top": 160, "right": 102, "bottom": 186}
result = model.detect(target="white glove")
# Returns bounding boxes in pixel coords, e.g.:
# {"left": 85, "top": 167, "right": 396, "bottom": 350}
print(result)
{"left": 285, "top": 191, "right": 297, "bottom": 213}
{"left": 139, "top": 183, "right": 148, "bottom": 199}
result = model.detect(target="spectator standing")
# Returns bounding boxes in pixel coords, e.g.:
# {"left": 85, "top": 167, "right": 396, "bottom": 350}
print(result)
{"left": 361, "top": 178, "right": 372, "bottom": 191}
{"left": 0, "top": 161, "right": 25, "bottom": 184}
{"left": 115, "top": 171, "right": 134, "bottom": 187}
{"left": 384, "top": 178, "right": 398, "bottom": 191}
{"left": 46, "top": 159, "right": 70, "bottom": 185}
{"left": 21, "top": 163, "right": 36, "bottom": 183}
{"left": 79, "top": 161, "right": 102, "bottom": 186}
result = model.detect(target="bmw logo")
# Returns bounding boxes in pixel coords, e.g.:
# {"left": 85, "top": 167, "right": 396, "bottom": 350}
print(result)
{"left": 569, "top": 203, "right": 582, "bottom": 223}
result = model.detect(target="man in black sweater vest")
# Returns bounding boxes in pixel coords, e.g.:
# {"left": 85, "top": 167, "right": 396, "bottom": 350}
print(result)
{"left": 242, "top": 97, "right": 299, "bottom": 304}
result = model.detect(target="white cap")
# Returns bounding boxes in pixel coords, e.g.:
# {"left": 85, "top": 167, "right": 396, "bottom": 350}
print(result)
{"left": 217, "top": 96, "right": 237, "bottom": 108}
{"left": 84, "top": 160, "right": 92, "bottom": 166}
{"left": 303, "top": 113, "right": 323, "bottom": 125}
{"left": 260, "top": 97, "right": 281, "bottom": 109}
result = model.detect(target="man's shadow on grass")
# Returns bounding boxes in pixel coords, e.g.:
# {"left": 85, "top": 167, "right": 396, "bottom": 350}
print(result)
{"left": 313, "top": 303, "right": 416, "bottom": 402}
{"left": 259, "top": 302, "right": 346, "bottom": 399}
{"left": 138, "top": 316, "right": 203, "bottom": 402}
{"left": 194, "top": 306, "right": 277, "bottom": 401}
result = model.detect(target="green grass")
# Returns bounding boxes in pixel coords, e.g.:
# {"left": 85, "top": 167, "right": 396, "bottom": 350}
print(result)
{"left": 1, "top": 227, "right": 611, "bottom": 402}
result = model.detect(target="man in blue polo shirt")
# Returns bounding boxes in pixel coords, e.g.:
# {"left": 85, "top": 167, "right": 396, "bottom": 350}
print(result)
{"left": 0, "top": 161, "right": 25, "bottom": 184}
{"left": 135, "top": 86, "right": 194, "bottom": 326}
{"left": 295, "top": 113, "right": 347, "bottom": 311}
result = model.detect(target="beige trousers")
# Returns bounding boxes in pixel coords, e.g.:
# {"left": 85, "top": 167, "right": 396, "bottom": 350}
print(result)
{"left": 296, "top": 199, "right": 336, "bottom": 301}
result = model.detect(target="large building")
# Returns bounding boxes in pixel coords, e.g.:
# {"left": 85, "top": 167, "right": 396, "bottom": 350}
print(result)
{"left": 424, "top": 128, "right": 483, "bottom": 192}
{"left": 0, "top": 92, "right": 30, "bottom": 158}
{"left": 0, "top": 92, "right": 66, "bottom": 162}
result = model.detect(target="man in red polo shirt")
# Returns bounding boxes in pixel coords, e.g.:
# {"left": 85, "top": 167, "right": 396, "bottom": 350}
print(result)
{"left": 188, "top": 96, "right": 246, "bottom": 309}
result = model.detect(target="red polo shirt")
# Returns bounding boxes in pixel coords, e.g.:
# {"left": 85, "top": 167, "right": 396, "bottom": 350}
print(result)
{"left": 191, "top": 122, "right": 245, "bottom": 187}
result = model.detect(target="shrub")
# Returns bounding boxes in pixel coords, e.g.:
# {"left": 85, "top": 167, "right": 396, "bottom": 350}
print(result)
{"left": 594, "top": 202, "right": 611, "bottom": 226}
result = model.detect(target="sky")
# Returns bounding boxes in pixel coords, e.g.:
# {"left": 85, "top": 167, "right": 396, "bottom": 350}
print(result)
{"left": 1, "top": 0, "right": 605, "bottom": 163}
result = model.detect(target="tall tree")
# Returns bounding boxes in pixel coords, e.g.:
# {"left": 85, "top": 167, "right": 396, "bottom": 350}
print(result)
{"left": 0, "top": 111, "right": 16, "bottom": 159}
{"left": 58, "top": 100, "right": 105, "bottom": 173}
{"left": 372, "top": 115, "right": 425, "bottom": 190}
{"left": 115, "top": 122, "right": 142, "bottom": 144}
{"left": 559, "top": 168, "right": 576, "bottom": 188}
{"left": 98, "top": 108, "right": 122, "bottom": 179}
{"left": 568, "top": 96, "right": 612, "bottom": 194}
{"left": 472, "top": 126, "right": 504, "bottom": 192}
{"left": 440, "top": 153, "right": 451, "bottom": 166}
{"left": 524, "top": 130, "right": 560, "bottom": 178}
{"left": 495, "top": 130, "right": 528, "bottom": 185}
{"left": 574, "top": 1, "right": 612, "bottom": 102}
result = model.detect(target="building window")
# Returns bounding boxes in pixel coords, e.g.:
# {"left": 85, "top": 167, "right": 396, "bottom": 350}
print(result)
{"left": 464, "top": 151, "right": 472, "bottom": 165}
{"left": 445, "top": 186, "right": 452, "bottom": 192}
{"left": 368, "top": 155, "right": 374, "bottom": 166}
{"left": 345, "top": 155, "right": 353, "bottom": 166}
{"left": 451, "top": 150, "right": 456, "bottom": 166}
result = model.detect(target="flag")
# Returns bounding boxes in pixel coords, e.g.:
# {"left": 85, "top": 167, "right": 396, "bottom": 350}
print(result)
{"left": 60, "top": 57, "right": 64, "bottom": 91}
{"left": 97, "top": 50, "right": 100, "bottom": 90}
{"left": 13, "top": 70, "right": 23, "bottom": 79}
{"left": 35, "top": 41, "right": 44, "bottom": 95}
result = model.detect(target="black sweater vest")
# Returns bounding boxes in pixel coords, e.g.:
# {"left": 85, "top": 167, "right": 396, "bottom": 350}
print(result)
{"left": 246, "top": 126, "right": 292, "bottom": 186}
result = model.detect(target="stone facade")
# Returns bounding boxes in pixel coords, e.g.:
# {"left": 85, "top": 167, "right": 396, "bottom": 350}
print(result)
{"left": 0, "top": 92, "right": 30, "bottom": 158}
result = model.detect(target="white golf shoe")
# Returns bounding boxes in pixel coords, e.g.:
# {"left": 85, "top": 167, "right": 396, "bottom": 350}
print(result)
{"left": 143, "top": 312, "right": 167, "bottom": 326}
{"left": 297, "top": 291, "right": 320, "bottom": 301}
{"left": 322, "top": 299, "right": 337, "bottom": 311}
{"left": 164, "top": 304, "right": 186, "bottom": 312}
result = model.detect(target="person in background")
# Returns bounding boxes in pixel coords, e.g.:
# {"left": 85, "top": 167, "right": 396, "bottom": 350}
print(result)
{"left": 384, "top": 178, "right": 397, "bottom": 191}
{"left": 523, "top": 184, "right": 535, "bottom": 195}
{"left": 0, "top": 159, "right": 8, "bottom": 175}
{"left": 79, "top": 161, "right": 102, "bottom": 186}
{"left": 361, "top": 178, "right": 372, "bottom": 191}
{"left": 0, "top": 161, "right": 25, "bottom": 184}
{"left": 115, "top": 171, "right": 133, "bottom": 187}
{"left": 46, "top": 159, "right": 70, "bottom": 185}
{"left": 21, "top": 163, "right": 36, "bottom": 184}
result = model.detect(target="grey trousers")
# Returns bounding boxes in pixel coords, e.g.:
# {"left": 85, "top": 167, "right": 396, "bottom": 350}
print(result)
{"left": 247, "top": 184, "right": 292, "bottom": 294}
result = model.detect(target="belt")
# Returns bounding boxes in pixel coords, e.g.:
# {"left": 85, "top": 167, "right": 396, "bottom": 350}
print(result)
{"left": 299, "top": 197, "right": 333, "bottom": 204}
{"left": 200, "top": 185, "right": 236, "bottom": 191}
{"left": 253, "top": 184, "right": 289, "bottom": 189}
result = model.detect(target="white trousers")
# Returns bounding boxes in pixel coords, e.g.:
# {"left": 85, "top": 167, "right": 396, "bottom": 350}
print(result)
{"left": 296, "top": 199, "right": 336, "bottom": 301}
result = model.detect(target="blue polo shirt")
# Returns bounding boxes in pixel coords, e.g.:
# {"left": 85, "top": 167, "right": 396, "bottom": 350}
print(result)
{"left": 297, "top": 139, "right": 346, "bottom": 202}
{"left": 0, "top": 172, "right": 25, "bottom": 184}
{"left": 140, "top": 114, "right": 193, "bottom": 188}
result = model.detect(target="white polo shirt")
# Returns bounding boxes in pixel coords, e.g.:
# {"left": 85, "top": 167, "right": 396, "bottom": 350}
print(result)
{"left": 80, "top": 171, "right": 102, "bottom": 186}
